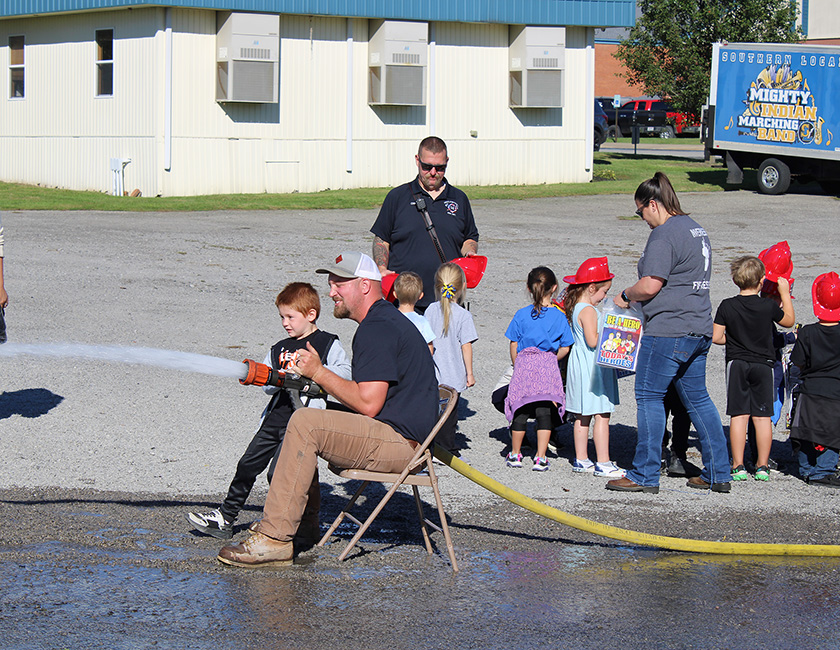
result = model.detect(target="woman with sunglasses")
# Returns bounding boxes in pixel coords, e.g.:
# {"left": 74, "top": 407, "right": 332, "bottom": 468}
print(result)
{"left": 605, "top": 172, "right": 731, "bottom": 494}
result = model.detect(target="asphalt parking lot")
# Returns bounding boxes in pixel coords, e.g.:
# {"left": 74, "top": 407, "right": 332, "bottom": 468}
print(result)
{"left": 1, "top": 188, "right": 840, "bottom": 648}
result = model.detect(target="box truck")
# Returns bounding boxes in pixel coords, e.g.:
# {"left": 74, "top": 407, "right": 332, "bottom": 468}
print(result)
{"left": 704, "top": 42, "right": 840, "bottom": 195}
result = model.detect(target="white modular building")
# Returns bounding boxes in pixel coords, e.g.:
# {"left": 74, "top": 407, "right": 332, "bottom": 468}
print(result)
{"left": 0, "top": 1, "right": 634, "bottom": 196}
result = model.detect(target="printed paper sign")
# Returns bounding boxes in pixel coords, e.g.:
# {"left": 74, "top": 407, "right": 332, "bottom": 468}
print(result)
{"left": 596, "top": 308, "right": 643, "bottom": 373}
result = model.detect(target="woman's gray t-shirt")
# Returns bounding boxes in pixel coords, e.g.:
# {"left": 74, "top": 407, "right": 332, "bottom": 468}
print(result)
{"left": 637, "top": 213, "right": 713, "bottom": 337}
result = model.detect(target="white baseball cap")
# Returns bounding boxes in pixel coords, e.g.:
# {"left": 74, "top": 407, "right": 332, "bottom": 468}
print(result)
{"left": 316, "top": 252, "right": 382, "bottom": 281}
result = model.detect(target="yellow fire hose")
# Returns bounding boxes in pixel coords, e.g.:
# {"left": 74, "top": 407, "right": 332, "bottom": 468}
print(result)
{"left": 434, "top": 447, "right": 840, "bottom": 557}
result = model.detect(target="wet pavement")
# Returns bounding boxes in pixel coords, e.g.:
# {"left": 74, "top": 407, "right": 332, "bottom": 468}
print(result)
{"left": 3, "top": 486, "right": 840, "bottom": 649}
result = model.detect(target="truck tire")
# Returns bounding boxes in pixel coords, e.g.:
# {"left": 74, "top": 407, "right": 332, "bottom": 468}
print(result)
{"left": 594, "top": 126, "right": 605, "bottom": 151}
{"left": 757, "top": 158, "right": 791, "bottom": 195}
{"left": 607, "top": 125, "right": 621, "bottom": 140}
{"left": 659, "top": 125, "right": 676, "bottom": 139}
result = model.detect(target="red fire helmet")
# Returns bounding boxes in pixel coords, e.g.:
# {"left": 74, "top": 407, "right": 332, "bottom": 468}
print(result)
{"left": 380, "top": 272, "right": 398, "bottom": 302}
{"left": 563, "top": 256, "right": 615, "bottom": 285}
{"left": 758, "top": 241, "right": 793, "bottom": 282}
{"left": 812, "top": 271, "right": 840, "bottom": 321}
{"left": 451, "top": 255, "right": 488, "bottom": 289}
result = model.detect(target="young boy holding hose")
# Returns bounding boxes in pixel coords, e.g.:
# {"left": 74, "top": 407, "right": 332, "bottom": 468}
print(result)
{"left": 186, "top": 282, "right": 351, "bottom": 539}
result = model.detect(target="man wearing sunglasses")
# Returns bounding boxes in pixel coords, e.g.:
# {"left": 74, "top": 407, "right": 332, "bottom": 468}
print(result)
{"left": 371, "top": 136, "right": 479, "bottom": 312}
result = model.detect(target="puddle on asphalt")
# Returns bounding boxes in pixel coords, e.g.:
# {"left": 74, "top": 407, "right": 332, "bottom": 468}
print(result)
{"left": 1, "top": 558, "right": 245, "bottom": 650}
{"left": 3, "top": 540, "right": 840, "bottom": 649}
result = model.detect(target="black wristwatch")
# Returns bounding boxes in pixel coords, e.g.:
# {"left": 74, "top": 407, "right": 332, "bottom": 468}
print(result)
{"left": 621, "top": 290, "right": 630, "bottom": 303}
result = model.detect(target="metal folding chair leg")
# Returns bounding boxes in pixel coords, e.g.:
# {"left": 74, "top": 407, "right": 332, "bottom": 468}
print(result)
{"left": 335, "top": 476, "right": 405, "bottom": 562}
{"left": 317, "top": 386, "right": 459, "bottom": 572}
{"left": 317, "top": 480, "right": 370, "bottom": 547}
{"left": 412, "top": 485, "right": 434, "bottom": 554}
{"left": 426, "top": 457, "right": 459, "bottom": 571}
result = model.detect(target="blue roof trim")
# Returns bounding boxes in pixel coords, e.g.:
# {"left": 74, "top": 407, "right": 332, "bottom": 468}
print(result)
{"left": 0, "top": 1, "right": 635, "bottom": 27}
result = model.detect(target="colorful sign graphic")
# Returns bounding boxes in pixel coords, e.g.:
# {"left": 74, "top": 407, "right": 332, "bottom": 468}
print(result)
{"left": 595, "top": 308, "right": 643, "bottom": 373}
{"left": 715, "top": 47, "right": 838, "bottom": 153}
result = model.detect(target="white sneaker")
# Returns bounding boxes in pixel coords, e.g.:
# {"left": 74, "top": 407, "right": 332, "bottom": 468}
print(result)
{"left": 532, "top": 456, "right": 550, "bottom": 472}
{"left": 594, "top": 461, "right": 626, "bottom": 478}
{"left": 506, "top": 452, "right": 523, "bottom": 468}
{"left": 572, "top": 458, "right": 595, "bottom": 473}
{"left": 185, "top": 508, "right": 234, "bottom": 539}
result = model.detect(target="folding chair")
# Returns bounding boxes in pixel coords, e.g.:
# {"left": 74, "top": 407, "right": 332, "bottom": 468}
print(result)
{"left": 317, "top": 385, "right": 459, "bottom": 572}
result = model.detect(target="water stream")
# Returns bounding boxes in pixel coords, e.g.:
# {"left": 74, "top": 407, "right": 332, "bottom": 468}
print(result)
{"left": 0, "top": 342, "right": 249, "bottom": 381}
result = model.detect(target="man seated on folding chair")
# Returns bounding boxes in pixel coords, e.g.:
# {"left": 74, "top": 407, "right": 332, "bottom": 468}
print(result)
{"left": 218, "top": 252, "right": 439, "bottom": 568}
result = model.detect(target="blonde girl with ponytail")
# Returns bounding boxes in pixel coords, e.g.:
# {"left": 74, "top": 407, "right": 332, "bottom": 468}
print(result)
{"left": 424, "top": 262, "right": 478, "bottom": 452}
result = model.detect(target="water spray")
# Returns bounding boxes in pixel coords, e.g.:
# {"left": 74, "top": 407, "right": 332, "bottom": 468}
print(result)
{"left": 0, "top": 342, "right": 328, "bottom": 397}
{"left": 0, "top": 342, "right": 249, "bottom": 379}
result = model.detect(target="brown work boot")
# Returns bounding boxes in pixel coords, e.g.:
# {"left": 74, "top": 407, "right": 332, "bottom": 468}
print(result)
{"left": 217, "top": 532, "right": 293, "bottom": 568}
{"left": 247, "top": 518, "right": 319, "bottom": 548}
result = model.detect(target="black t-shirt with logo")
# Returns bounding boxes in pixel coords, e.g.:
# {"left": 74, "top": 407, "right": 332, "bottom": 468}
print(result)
{"left": 371, "top": 178, "right": 479, "bottom": 309}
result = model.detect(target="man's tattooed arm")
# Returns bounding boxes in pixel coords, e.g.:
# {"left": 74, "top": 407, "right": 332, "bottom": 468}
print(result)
{"left": 372, "top": 236, "right": 390, "bottom": 272}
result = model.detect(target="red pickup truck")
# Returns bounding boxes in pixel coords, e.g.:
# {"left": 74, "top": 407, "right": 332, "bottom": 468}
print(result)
{"left": 614, "top": 100, "right": 701, "bottom": 138}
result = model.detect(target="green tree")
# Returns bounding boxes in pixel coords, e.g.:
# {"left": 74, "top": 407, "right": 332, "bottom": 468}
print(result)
{"left": 615, "top": 0, "right": 802, "bottom": 116}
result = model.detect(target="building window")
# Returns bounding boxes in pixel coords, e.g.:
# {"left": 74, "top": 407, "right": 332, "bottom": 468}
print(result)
{"left": 96, "top": 29, "right": 113, "bottom": 96}
{"left": 9, "top": 35, "right": 24, "bottom": 98}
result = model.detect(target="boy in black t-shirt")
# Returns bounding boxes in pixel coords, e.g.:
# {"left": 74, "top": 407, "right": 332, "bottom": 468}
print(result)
{"left": 186, "top": 282, "right": 351, "bottom": 539}
{"left": 713, "top": 256, "right": 794, "bottom": 481}
{"left": 790, "top": 271, "right": 840, "bottom": 488}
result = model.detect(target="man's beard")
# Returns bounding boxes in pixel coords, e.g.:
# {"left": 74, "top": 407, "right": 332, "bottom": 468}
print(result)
{"left": 420, "top": 176, "right": 442, "bottom": 192}
{"left": 333, "top": 302, "right": 350, "bottom": 319}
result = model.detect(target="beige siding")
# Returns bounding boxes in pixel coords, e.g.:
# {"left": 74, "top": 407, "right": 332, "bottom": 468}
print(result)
{"left": 0, "top": 9, "right": 162, "bottom": 193}
{"left": 0, "top": 8, "right": 595, "bottom": 196}
{"left": 800, "top": 0, "right": 840, "bottom": 41}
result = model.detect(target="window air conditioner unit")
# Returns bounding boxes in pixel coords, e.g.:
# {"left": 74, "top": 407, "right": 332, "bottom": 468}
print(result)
{"left": 216, "top": 12, "right": 279, "bottom": 103}
{"left": 368, "top": 20, "right": 427, "bottom": 106}
{"left": 509, "top": 25, "right": 565, "bottom": 108}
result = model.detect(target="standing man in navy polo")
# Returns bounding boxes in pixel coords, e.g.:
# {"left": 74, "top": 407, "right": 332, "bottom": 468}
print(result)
{"left": 371, "top": 136, "right": 479, "bottom": 312}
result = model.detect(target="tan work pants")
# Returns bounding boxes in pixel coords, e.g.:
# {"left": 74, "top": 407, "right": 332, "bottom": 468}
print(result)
{"left": 258, "top": 407, "right": 416, "bottom": 542}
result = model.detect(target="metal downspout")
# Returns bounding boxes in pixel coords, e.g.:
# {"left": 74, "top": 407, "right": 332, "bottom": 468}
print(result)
{"left": 164, "top": 8, "right": 172, "bottom": 172}
{"left": 346, "top": 18, "right": 353, "bottom": 173}
{"left": 429, "top": 23, "right": 436, "bottom": 135}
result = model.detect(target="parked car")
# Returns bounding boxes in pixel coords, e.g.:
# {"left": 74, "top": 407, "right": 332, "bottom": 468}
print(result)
{"left": 614, "top": 100, "right": 700, "bottom": 138}
{"left": 594, "top": 99, "right": 608, "bottom": 151}
{"left": 597, "top": 96, "right": 616, "bottom": 112}
{"left": 597, "top": 97, "right": 619, "bottom": 132}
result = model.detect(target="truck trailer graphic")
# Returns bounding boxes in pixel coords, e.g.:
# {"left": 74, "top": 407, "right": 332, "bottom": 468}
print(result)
{"left": 706, "top": 43, "right": 840, "bottom": 195}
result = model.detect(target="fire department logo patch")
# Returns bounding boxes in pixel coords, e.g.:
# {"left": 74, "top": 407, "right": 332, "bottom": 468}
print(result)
{"left": 444, "top": 201, "right": 459, "bottom": 216}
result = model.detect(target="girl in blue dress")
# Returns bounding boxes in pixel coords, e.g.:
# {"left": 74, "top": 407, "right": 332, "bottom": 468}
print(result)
{"left": 563, "top": 257, "right": 623, "bottom": 478}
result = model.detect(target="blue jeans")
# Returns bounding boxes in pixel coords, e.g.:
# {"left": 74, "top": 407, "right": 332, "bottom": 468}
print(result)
{"left": 626, "top": 334, "right": 731, "bottom": 487}
{"left": 798, "top": 442, "right": 839, "bottom": 480}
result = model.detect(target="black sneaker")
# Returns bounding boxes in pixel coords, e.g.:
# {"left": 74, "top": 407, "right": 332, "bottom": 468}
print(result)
{"left": 667, "top": 456, "right": 702, "bottom": 478}
{"left": 807, "top": 474, "right": 840, "bottom": 489}
{"left": 186, "top": 508, "right": 234, "bottom": 539}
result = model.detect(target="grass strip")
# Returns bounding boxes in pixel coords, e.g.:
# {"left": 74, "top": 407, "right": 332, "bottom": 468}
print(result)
{"left": 0, "top": 152, "right": 731, "bottom": 212}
